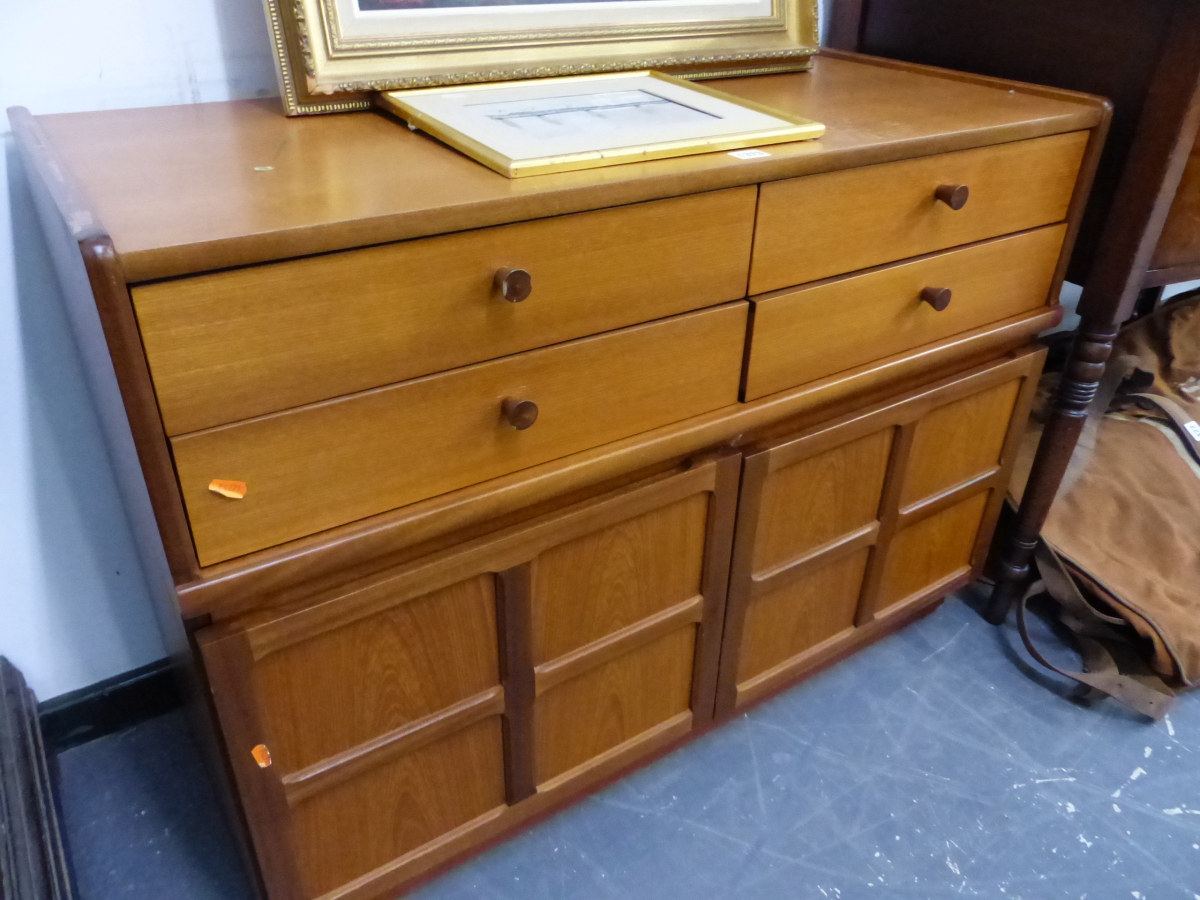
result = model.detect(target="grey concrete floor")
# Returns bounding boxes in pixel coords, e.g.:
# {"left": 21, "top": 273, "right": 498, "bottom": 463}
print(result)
{"left": 54, "top": 591, "right": 1200, "bottom": 900}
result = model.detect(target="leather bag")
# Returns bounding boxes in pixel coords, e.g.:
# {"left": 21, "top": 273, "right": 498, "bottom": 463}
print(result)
{"left": 1008, "top": 291, "right": 1200, "bottom": 719}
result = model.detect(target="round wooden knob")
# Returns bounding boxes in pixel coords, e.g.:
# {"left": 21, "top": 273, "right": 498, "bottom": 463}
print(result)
{"left": 494, "top": 267, "right": 532, "bottom": 303}
{"left": 935, "top": 184, "right": 970, "bottom": 210}
{"left": 920, "top": 287, "right": 953, "bottom": 311}
{"left": 501, "top": 397, "right": 539, "bottom": 430}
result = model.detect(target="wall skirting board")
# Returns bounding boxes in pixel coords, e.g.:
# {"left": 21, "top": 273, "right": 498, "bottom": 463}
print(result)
{"left": 0, "top": 657, "right": 73, "bottom": 900}
{"left": 37, "top": 659, "right": 181, "bottom": 754}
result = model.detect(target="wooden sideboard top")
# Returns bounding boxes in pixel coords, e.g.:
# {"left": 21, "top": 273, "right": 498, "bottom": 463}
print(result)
{"left": 11, "top": 52, "right": 1105, "bottom": 283}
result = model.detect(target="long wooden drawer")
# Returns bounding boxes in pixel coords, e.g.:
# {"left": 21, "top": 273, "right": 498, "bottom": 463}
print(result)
{"left": 749, "top": 131, "right": 1086, "bottom": 294}
{"left": 742, "top": 224, "right": 1065, "bottom": 401}
{"left": 134, "top": 187, "right": 757, "bottom": 436}
{"left": 174, "top": 302, "right": 748, "bottom": 565}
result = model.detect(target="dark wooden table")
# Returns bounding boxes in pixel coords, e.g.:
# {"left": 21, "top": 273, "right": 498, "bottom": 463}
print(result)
{"left": 829, "top": 0, "right": 1200, "bottom": 621}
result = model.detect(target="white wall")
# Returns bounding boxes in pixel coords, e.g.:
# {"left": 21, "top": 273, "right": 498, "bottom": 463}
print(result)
{"left": 0, "top": 0, "right": 279, "bottom": 700}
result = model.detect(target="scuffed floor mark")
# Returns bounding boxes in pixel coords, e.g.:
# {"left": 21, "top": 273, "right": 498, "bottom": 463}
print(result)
{"left": 922, "top": 623, "right": 969, "bottom": 663}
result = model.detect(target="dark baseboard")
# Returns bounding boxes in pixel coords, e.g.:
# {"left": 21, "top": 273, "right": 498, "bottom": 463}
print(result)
{"left": 0, "top": 657, "right": 74, "bottom": 900}
{"left": 38, "top": 659, "right": 181, "bottom": 755}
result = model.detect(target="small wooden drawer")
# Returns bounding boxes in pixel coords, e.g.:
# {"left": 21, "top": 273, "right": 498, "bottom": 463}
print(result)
{"left": 133, "top": 187, "right": 757, "bottom": 436}
{"left": 742, "top": 224, "right": 1065, "bottom": 401}
{"left": 174, "top": 302, "right": 748, "bottom": 565}
{"left": 749, "top": 131, "right": 1087, "bottom": 294}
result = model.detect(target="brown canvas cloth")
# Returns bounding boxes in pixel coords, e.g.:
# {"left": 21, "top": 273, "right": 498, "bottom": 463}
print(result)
{"left": 1012, "top": 292, "right": 1200, "bottom": 694}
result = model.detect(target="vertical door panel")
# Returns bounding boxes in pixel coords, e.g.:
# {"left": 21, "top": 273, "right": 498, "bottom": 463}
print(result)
{"left": 717, "top": 350, "right": 1043, "bottom": 716}
{"left": 199, "top": 453, "right": 739, "bottom": 900}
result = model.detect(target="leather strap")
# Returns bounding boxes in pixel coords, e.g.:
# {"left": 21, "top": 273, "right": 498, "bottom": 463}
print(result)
{"left": 1017, "top": 541, "right": 1175, "bottom": 721}
{"left": 1125, "top": 392, "right": 1200, "bottom": 465}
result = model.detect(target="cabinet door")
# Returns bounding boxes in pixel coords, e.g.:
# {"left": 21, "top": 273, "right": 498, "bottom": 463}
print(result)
{"left": 715, "top": 351, "right": 1041, "bottom": 716}
{"left": 199, "top": 453, "right": 738, "bottom": 900}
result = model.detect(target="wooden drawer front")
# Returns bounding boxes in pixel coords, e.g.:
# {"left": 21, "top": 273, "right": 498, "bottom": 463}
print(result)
{"left": 175, "top": 302, "right": 747, "bottom": 565}
{"left": 134, "top": 187, "right": 756, "bottom": 436}
{"left": 749, "top": 131, "right": 1087, "bottom": 294}
{"left": 743, "top": 225, "right": 1065, "bottom": 401}
{"left": 715, "top": 351, "right": 1041, "bottom": 715}
{"left": 200, "top": 456, "right": 737, "bottom": 900}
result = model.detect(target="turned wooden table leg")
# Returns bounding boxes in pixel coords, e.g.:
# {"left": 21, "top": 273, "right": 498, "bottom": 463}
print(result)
{"left": 984, "top": 324, "right": 1117, "bottom": 624}
{"left": 983, "top": 0, "right": 1200, "bottom": 625}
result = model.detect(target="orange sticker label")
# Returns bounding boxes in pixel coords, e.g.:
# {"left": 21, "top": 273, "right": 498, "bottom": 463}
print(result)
{"left": 251, "top": 744, "right": 272, "bottom": 768}
{"left": 209, "top": 479, "right": 247, "bottom": 499}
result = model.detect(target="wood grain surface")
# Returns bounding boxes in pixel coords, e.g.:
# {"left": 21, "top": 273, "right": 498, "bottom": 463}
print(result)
{"left": 1151, "top": 129, "right": 1200, "bottom": 271}
{"left": 173, "top": 302, "right": 746, "bottom": 565}
{"left": 252, "top": 575, "right": 499, "bottom": 775}
{"left": 744, "top": 225, "right": 1065, "bottom": 400}
{"left": 177, "top": 306, "right": 1060, "bottom": 621}
{"left": 737, "top": 548, "right": 870, "bottom": 684}
{"left": 750, "top": 428, "right": 891, "bottom": 574}
{"left": 716, "top": 350, "right": 1042, "bottom": 715}
{"left": 750, "top": 132, "right": 1084, "bottom": 293}
{"left": 28, "top": 55, "right": 1103, "bottom": 282}
{"left": 876, "top": 491, "right": 990, "bottom": 612}
{"left": 898, "top": 379, "right": 1019, "bottom": 507}
{"left": 134, "top": 188, "right": 756, "bottom": 435}
{"left": 534, "top": 628, "right": 696, "bottom": 785}
{"left": 531, "top": 493, "right": 708, "bottom": 663}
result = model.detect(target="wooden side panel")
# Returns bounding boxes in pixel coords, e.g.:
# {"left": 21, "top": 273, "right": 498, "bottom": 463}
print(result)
{"left": 717, "top": 351, "right": 1044, "bottom": 715}
{"left": 253, "top": 576, "right": 499, "bottom": 774}
{"left": 174, "top": 302, "right": 747, "bottom": 565}
{"left": 531, "top": 494, "right": 708, "bottom": 662}
{"left": 134, "top": 188, "right": 757, "bottom": 436}
{"left": 737, "top": 549, "right": 869, "bottom": 683}
{"left": 1151, "top": 129, "right": 1200, "bottom": 271}
{"left": 534, "top": 629, "right": 696, "bottom": 785}
{"left": 875, "top": 492, "right": 990, "bottom": 613}
{"left": 750, "top": 131, "right": 1086, "bottom": 294}
{"left": 744, "top": 225, "right": 1064, "bottom": 400}
{"left": 751, "top": 429, "right": 891, "bottom": 573}
{"left": 899, "top": 379, "right": 1020, "bottom": 507}
{"left": 291, "top": 719, "right": 506, "bottom": 899}
{"left": 199, "top": 454, "right": 739, "bottom": 900}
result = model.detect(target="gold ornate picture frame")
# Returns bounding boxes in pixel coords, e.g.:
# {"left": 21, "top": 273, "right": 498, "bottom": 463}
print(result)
{"left": 262, "top": 0, "right": 819, "bottom": 115}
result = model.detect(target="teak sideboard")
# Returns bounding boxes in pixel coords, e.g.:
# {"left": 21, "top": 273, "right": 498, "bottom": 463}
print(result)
{"left": 10, "top": 52, "right": 1107, "bottom": 900}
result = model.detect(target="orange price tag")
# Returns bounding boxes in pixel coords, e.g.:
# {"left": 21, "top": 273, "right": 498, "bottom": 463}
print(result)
{"left": 209, "top": 479, "right": 248, "bottom": 499}
{"left": 251, "top": 744, "right": 272, "bottom": 768}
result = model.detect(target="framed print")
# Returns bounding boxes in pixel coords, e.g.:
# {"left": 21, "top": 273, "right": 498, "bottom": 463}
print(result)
{"left": 263, "top": 0, "right": 819, "bottom": 115}
{"left": 377, "top": 71, "right": 824, "bottom": 176}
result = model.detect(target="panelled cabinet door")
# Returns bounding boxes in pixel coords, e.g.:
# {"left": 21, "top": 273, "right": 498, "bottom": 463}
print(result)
{"left": 715, "top": 351, "right": 1043, "bottom": 716}
{"left": 198, "top": 453, "right": 739, "bottom": 900}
